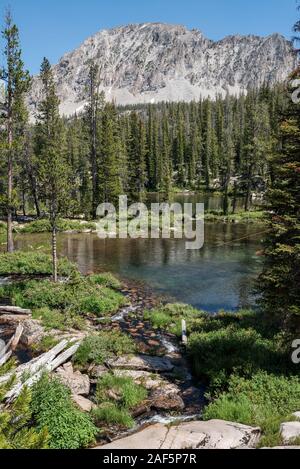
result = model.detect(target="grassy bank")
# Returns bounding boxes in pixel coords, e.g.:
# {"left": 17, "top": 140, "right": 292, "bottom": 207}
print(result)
{"left": 144, "top": 303, "right": 300, "bottom": 447}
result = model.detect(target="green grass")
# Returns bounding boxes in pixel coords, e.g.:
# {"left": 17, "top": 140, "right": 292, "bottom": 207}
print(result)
{"left": 204, "top": 210, "right": 266, "bottom": 223}
{"left": 95, "top": 374, "right": 147, "bottom": 410}
{"left": 74, "top": 331, "right": 136, "bottom": 366}
{"left": 92, "top": 373, "right": 147, "bottom": 430}
{"left": 144, "top": 303, "right": 205, "bottom": 335}
{"left": 31, "top": 335, "right": 59, "bottom": 353}
{"left": 0, "top": 252, "right": 77, "bottom": 277}
{"left": 88, "top": 273, "right": 122, "bottom": 290}
{"left": 92, "top": 403, "right": 134, "bottom": 429}
{"left": 204, "top": 372, "right": 300, "bottom": 448}
{"left": 1, "top": 275, "right": 126, "bottom": 320}
{"left": 14, "top": 219, "right": 97, "bottom": 234}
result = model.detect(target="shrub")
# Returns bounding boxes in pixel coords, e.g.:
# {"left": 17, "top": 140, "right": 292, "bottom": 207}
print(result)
{"left": 15, "top": 219, "right": 96, "bottom": 234}
{"left": 92, "top": 403, "right": 134, "bottom": 429}
{"left": 31, "top": 374, "right": 97, "bottom": 449}
{"left": 95, "top": 374, "right": 147, "bottom": 410}
{"left": 204, "top": 372, "right": 300, "bottom": 447}
{"left": 32, "top": 307, "right": 85, "bottom": 331}
{"left": 187, "top": 325, "right": 286, "bottom": 390}
{"left": 0, "top": 252, "right": 76, "bottom": 277}
{"left": 89, "top": 273, "right": 122, "bottom": 290}
{"left": 4, "top": 276, "right": 126, "bottom": 321}
{"left": 144, "top": 303, "right": 205, "bottom": 334}
{"left": 74, "top": 331, "right": 136, "bottom": 366}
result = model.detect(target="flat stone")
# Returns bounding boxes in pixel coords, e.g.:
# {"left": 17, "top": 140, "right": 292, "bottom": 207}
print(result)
{"left": 106, "top": 355, "right": 174, "bottom": 372}
{"left": 89, "top": 365, "right": 108, "bottom": 379}
{"left": 280, "top": 422, "right": 300, "bottom": 443}
{"left": 72, "top": 395, "right": 95, "bottom": 412}
{"left": 56, "top": 362, "right": 90, "bottom": 396}
{"left": 95, "top": 420, "right": 261, "bottom": 449}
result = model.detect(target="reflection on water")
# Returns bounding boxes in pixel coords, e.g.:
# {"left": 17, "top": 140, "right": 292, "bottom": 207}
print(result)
{"left": 15, "top": 222, "right": 264, "bottom": 313}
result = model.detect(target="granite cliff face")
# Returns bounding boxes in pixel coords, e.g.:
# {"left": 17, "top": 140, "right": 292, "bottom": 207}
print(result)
{"left": 28, "top": 23, "right": 297, "bottom": 116}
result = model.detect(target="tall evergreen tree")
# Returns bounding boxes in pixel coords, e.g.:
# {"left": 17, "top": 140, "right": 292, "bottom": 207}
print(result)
{"left": 0, "top": 11, "right": 30, "bottom": 252}
{"left": 35, "top": 58, "right": 71, "bottom": 282}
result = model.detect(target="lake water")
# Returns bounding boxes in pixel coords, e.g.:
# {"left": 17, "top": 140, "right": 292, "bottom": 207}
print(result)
{"left": 14, "top": 221, "right": 265, "bottom": 313}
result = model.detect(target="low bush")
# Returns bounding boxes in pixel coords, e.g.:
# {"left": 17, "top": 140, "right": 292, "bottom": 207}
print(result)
{"left": 92, "top": 403, "right": 134, "bottom": 429}
{"left": 2, "top": 275, "right": 126, "bottom": 324}
{"left": 31, "top": 374, "right": 97, "bottom": 449}
{"left": 0, "top": 252, "right": 76, "bottom": 277}
{"left": 32, "top": 307, "right": 85, "bottom": 331}
{"left": 144, "top": 303, "right": 206, "bottom": 335}
{"left": 88, "top": 273, "right": 122, "bottom": 290}
{"left": 96, "top": 374, "right": 147, "bottom": 410}
{"left": 14, "top": 219, "right": 96, "bottom": 234}
{"left": 204, "top": 372, "right": 300, "bottom": 447}
{"left": 74, "top": 331, "right": 136, "bottom": 366}
{"left": 187, "top": 325, "right": 286, "bottom": 392}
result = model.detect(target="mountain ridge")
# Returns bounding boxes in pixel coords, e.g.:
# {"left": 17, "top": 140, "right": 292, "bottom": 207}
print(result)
{"left": 28, "top": 23, "right": 298, "bottom": 116}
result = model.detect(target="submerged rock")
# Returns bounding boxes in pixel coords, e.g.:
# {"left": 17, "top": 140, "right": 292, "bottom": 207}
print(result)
{"left": 95, "top": 419, "right": 261, "bottom": 449}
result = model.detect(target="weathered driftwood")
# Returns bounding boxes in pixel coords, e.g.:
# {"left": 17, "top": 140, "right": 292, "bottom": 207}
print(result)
{"left": 0, "top": 306, "right": 32, "bottom": 315}
{"left": 0, "top": 351, "right": 12, "bottom": 367}
{"left": 5, "top": 341, "right": 81, "bottom": 402}
{"left": 0, "top": 338, "right": 72, "bottom": 386}
{"left": 0, "top": 314, "right": 31, "bottom": 325}
{"left": 0, "top": 324, "right": 24, "bottom": 366}
{"left": 182, "top": 319, "right": 188, "bottom": 345}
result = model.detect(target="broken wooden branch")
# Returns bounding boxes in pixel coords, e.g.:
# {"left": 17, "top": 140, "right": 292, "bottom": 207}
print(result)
{"left": 0, "top": 306, "right": 32, "bottom": 315}
{"left": 0, "top": 324, "right": 24, "bottom": 366}
{"left": 5, "top": 340, "right": 81, "bottom": 402}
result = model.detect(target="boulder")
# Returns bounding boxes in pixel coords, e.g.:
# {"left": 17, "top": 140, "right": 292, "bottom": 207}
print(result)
{"left": 56, "top": 362, "right": 90, "bottom": 395}
{"left": 89, "top": 365, "right": 109, "bottom": 380}
{"left": 72, "top": 394, "right": 95, "bottom": 412}
{"left": 150, "top": 383, "right": 185, "bottom": 411}
{"left": 95, "top": 420, "right": 261, "bottom": 449}
{"left": 106, "top": 355, "right": 174, "bottom": 373}
{"left": 280, "top": 422, "right": 300, "bottom": 444}
{"left": 20, "top": 319, "right": 45, "bottom": 346}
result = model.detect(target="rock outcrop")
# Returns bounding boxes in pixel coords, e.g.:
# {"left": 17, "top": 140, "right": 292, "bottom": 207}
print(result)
{"left": 28, "top": 23, "right": 297, "bottom": 116}
{"left": 96, "top": 420, "right": 261, "bottom": 449}
{"left": 56, "top": 362, "right": 90, "bottom": 396}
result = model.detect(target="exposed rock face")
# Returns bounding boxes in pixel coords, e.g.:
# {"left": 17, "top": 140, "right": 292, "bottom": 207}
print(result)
{"left": 56, "top": 362, "right": 90, "bottom": 395}
{"left": 96, "top": 420, "right": 261, "bottom": 449}
{"left": 280, "top": 422, "right": 300, "bottom": 444}
{"left": 28, "top": 23, "right": 297, "bottom": 116}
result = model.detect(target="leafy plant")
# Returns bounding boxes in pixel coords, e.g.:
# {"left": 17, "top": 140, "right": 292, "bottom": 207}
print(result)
{"left": 31, "top": 374, "right": 97, "bottom": 449}
{"left": 74, "top": 331, "right": 136, "bottom": 366}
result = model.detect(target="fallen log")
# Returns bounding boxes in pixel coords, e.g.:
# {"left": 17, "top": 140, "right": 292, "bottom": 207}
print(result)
{"left": 0, "top": 338, "right": 71, "bottom": 385}
{"left": 0, "top": 314, "right": 31, "bottom": 325}
{"left": 0, "top": 351, "right": 12, "bottom": 367}
{"left": 5, "top": 341, "right": 81, "bottom": 402}
{"left": 0, "top": 306, "right": 32, "bottom": 315}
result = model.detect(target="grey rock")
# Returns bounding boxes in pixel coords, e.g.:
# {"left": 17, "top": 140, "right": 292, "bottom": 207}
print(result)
{"left": 106, "top": 354, "right": 174, "bottom": 372}
{"left": 72, "top": 394, "right": 95, "bottom": 412}
{"left": 28, "top": 24, "right": 296, "bottom": 117}
{"left": 95, "top": 420, "right": 261, "bottom": 449}
{"left": 56, "top": 362, "right": 90, "bottom": 395}
{"left": 280, "top": 422, "right": 300, "bottom": 444}
{"left": 20, "top": 319, "right": 45, "bottom": 346}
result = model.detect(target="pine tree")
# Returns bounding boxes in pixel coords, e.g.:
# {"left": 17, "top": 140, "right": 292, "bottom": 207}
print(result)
{"left": 0, "top": 11, "right": 30, "bottom": 252}
{"left": 258, "top": 75, "right": 300, "bottom": 330}
{"left": 98, "top": 103, "right": 123, "bottom": 205}
{"left": 35, "top": 58, "right": 71, "bottom": 282}
{"left": 127, "top": 112, "right": 147, "bottom": 202}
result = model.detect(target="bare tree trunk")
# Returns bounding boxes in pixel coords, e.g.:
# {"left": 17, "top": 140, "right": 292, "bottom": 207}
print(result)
{"left": 7, "top": 120, "right": 14, "bottom": 253}
{"left": 52, "top": 224, "right": 58, "bottom": 282}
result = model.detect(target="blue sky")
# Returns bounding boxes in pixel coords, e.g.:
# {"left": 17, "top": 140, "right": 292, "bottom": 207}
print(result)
{"left": 0, "top": 0, "right": 298, "bottom": 74}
